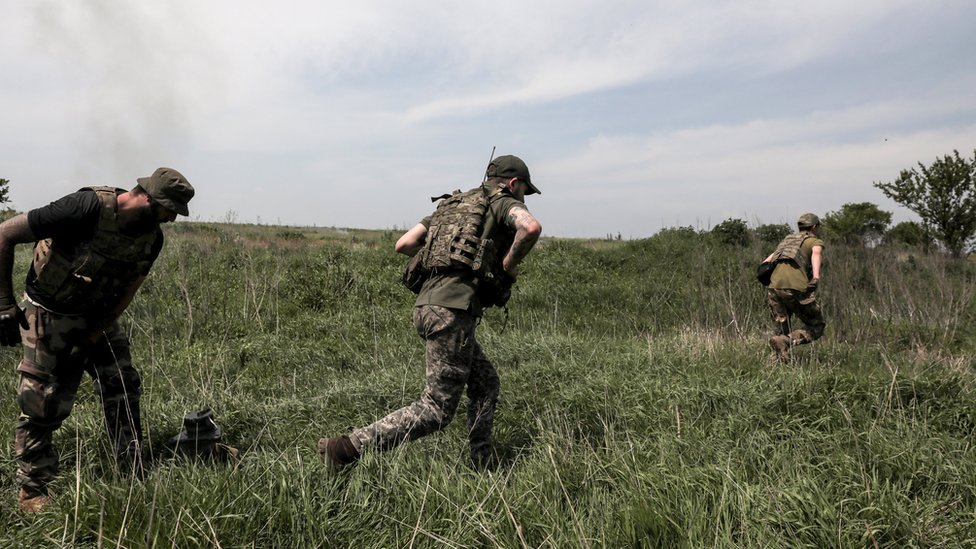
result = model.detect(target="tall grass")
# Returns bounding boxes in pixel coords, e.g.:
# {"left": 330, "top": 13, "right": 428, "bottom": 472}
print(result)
{"left": 1, "top": 224, "right": 974, "bottom": 547}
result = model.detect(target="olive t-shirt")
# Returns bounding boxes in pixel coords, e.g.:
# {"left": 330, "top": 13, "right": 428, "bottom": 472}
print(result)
{"left": 414, "top": 186, "right": 525, "bottom": 315}
{"left": 769, "top": 235, "right": 824, "bottom": 291}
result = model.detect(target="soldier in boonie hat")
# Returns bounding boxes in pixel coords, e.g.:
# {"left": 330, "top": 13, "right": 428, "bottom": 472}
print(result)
{"left": 137, "top": 167, "right": 195, "bottom": 216}
{"left": 0, "top": 167, "right": 199, "bottom": 512}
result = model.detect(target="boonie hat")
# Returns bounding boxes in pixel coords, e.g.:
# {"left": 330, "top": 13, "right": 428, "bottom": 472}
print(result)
{"left": 137, "top": 167, "right": 195, "bottom": 216}
{"left": 487, "top": 155, "right": 540, "bottom": 195}
{"left": 168, "top": 408, "right": 222, "bottom": 445}
{"left": 797, "top": 212, "right": 821, "bottom": 228}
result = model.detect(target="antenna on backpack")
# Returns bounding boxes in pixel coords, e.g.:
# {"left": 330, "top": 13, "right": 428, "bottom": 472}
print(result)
{"left": 483, "top": 146, "right": 496, "bottom": 182}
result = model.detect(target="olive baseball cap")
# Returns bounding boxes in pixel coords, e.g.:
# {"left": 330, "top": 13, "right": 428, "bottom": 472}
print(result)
{"left": 137, "top": 167, "right": 195, "bottom": 216}
{"left": 797, "top": 212, "right": 821, "bottom": 228}
{"left": 486, "top": 155, "right": 540, "bottom": 195}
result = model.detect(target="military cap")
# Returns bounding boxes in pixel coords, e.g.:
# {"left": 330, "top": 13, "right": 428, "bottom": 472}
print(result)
{"left": 487, "top": 155, "right": 540, "bottom": 195}
{"left": 137, "top": 167, "right": 195, "bottom": 216}
{"left": 797, "top": 212, "right": 821, "bottom": 228}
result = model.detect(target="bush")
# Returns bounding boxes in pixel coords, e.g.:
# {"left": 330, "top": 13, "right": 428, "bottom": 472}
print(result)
{"left": 711, "top": 218, "right": 751, "bottom": 247}
{"left": 885, "top": 221, "right": 934, "bottom": 248}
{"left": 755, "top": 223, "right": 791, "bottom": 244}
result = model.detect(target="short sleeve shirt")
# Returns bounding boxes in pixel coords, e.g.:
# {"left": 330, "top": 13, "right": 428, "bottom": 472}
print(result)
{"left": 414, "top": 187, "right": 525, "bottom": 315}
{"left": 769, "top": 235, "right": 824, "bottom": 291}
{"left": 25, "top": 189, "right": 164, "bottom": 309}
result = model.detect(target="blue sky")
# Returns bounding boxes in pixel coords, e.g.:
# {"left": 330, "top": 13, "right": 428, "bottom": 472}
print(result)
{"left": 2, "top": 0, "right": 974, "bottom": 237}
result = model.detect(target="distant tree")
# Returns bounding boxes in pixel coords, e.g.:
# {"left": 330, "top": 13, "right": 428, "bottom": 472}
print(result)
{"left": 755, "top": 223, "right": 791, "bottom": 244}
{"left": 711, "top": 218, "right": 751, "bottom": 247}
{"left": 822, "top": 202, "right": 892, "bottom": 247}
{"left": 874, "top": 149, "right": 976, "bottom": 257}
{"left": 884, "top": 221, "right": 934, "bottom": 249}
{"left": 656, "top": 226, "right": 701, "bottom": 239}
{"left": 0, "top": 178, "right": 10, "bottom": 207}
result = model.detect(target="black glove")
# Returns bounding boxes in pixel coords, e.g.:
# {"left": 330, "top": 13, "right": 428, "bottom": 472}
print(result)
{"left": 806, "top": 277, "right": 820, "bottom": 294}
{"left": 0, "top": 302, "right": 27, "bottom": 346}
{"left": 479, "top": 273, "right": 515, "bottom": 308}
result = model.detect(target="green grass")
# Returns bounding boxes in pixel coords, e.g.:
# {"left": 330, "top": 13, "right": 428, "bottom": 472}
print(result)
{"left": 2, "top": 224, "right": 975, "bottom": 547}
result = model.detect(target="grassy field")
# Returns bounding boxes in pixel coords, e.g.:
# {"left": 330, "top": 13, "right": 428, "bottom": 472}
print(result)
{"left": 2, "top": 222, "right": 975, "bottom": 547}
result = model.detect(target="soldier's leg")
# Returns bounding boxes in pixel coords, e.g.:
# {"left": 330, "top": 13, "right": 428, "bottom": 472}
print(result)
{"left": 350, "top": 305, "right": 473, "bottom": 452}
{"left": 766, "top": 289, "right": 791, "bottom": 336}
{"left": 766, "top": 289, "right": 794, "bottom": 359}
{"left": 89, "top": 322, "right": 142, "bottom": 457}
{"left": 466, "top": 336, "right": 498, "bottom": 468}
{"left": 14, "top": 305, "right": 86, "bottom": 497}
{"left": 789, "top": 294, "right": 826, "bottom": 345}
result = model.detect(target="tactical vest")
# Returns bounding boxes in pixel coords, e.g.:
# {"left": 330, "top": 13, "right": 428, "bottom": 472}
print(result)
{"left": 769, "top": 232, "right": 814, "bottom": 277}
{"left": 418, "top": 185, "right": 504, "bottom": 279}
{"left": 31, "top": 186, "right": 159, "bottom": 315}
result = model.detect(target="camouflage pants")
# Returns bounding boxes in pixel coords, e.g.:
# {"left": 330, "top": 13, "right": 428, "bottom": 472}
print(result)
{"left": 15, "top": 302, "right": 142, "bottom": 496}
{"left": 350, "top": 305, "right": 499, "bottom": 466}
{"left": 767, "top": 288, "right": 826, "bottom": 345}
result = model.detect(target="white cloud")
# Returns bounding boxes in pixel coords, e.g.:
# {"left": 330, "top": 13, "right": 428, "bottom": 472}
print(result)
{"left": 1, "top": 0, "right": 974, "bottom": 236}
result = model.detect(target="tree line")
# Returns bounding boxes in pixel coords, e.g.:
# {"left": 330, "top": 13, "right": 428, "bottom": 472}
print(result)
{"left": 2, "top": 149, "right": 975, "bottom": 254}
{"left": 710, "top": 149, "right": 976, "bottom": 257}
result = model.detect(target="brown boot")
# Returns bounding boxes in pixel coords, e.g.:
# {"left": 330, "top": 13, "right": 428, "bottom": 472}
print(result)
{"left": 768, "top": 335, "right": 791, "bottom": 361}
{"left": 18, "top": 488, "right": 53, "bottom": 513}
{"left": 317, "top": 436, "right": 360, "bottom": 468}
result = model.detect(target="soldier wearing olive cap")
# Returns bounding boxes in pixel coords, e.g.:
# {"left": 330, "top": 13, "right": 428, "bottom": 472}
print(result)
{"left": 0, "top": 167, "right": 194, "bottom": 512}
{"left": 319, "top": 154, "right": 542, "bottom": 470}
{"left": 760, "top": 213, "right": 826, "bottom": 360}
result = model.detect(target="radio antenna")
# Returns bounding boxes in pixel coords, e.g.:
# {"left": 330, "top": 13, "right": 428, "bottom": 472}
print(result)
{"left": 483, "top": 146, "right": 496, "bottom": 182}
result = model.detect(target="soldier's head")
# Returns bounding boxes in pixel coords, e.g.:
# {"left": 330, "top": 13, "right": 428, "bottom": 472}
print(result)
{"left": 486, "top": 155, "right": 540, "bottom": 201}
{"left": 797, "top": 213, "right": 821, "bottom": 233}
{"left": 136, "top": 167, "right": 195, "bottom": 217}
{"left": 121, "top": 168, "right": 194, "bottom": 233}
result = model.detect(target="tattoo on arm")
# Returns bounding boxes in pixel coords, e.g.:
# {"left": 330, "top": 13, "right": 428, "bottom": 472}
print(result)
{"left": 505, "top": 207, "right": 531, "bottom": 231}
{"left": 503, "top": 206, "right": 541, "bottom": 269}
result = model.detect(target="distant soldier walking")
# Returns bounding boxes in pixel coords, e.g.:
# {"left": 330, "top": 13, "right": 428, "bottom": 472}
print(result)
{"left": 760, "top": 213, "right": 826, "bottom": 360}
{"left": 0, "top": 168, "right": 194, "bottom": 512}
{"left": 319, "top": 154, "right": 542, "bottom": 469}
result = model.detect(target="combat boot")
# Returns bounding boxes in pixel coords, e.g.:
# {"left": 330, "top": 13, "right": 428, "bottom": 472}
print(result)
{"left": 317, "top": 436, "right": 360, "bottom": 468}
{"left": 18, "top": 488, "right": 53, "bottom": 513}
{"left": 768, "top": 335, "right": 791, "bottom": 361}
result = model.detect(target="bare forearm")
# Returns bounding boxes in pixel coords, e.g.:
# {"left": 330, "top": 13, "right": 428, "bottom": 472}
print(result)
{"left": 395, "top": 223, "right": 428, "bottom": 257}
{"left": 503, "top": 229, "right": 539, "bottom": 272}
{"left": 0, "top": 214, "right": 35, "bottom": 304}
{"left": 502, "top": 207, "right": 542, "bottom": 275}
{"left": 811, "top": 247, "right": 823, "bottom": 279}
{"left": 0, "top": 245, "right": 15, "bottom": 304}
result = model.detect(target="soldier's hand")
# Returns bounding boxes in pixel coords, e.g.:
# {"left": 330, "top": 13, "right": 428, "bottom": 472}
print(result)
{"left": 806, "top": 277, "right": 820, "bottom": 294}
{"left": 0, "top": 303, "right": 27, "bottom": 346}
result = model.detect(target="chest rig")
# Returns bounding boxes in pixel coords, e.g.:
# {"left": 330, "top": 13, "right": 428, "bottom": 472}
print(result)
{"left": 31, "top": 186, "right": 158, "bottom": 315}
{"left": 769, "top": 232, "right": 814, "bottom": 277}
{"left": 419, "top": 185, "right": 506, "bottom": 279}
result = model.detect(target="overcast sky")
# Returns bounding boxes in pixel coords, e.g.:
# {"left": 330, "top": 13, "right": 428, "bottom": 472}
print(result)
{"left": 2, "top": 0, "right": 974, "bottom": 237}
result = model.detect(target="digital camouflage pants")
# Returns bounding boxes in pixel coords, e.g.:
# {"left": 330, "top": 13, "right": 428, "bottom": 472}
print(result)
{"left": 350, "top": 305, "right": 499, "bottom": 467}
{"left": 767, "top": 287, "right": 826, "bottom": 345}
{"left": 15, "top": 302, "right": 142, "bottom": 496}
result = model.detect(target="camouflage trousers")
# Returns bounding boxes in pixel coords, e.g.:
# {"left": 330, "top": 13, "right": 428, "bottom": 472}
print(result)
{"left": 15, "top": 301, "right": 142, "bottom": 496}
{"left": 767, "top": 288, "right": 826, "bottom": 345}
{"left": 350, "top": 305, "right": 499, "bottom": 467}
